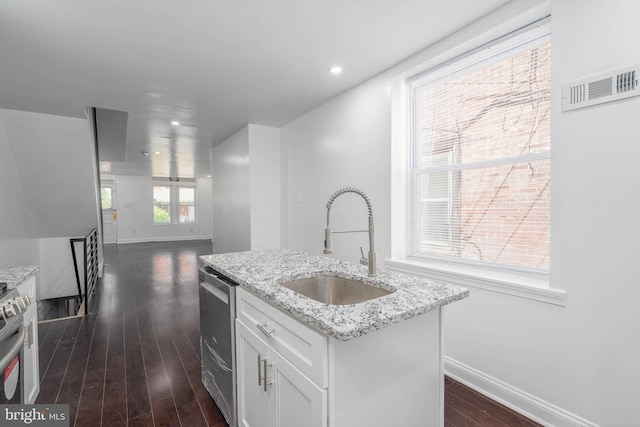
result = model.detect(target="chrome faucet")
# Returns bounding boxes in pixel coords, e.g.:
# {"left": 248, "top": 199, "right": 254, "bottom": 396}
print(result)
{"left": 323, "top": 187, "right": 377, "bottom": 277}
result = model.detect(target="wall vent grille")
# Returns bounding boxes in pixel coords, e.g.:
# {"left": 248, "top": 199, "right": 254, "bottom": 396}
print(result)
{"left": 562, "top": 64, "right": 640, "bottom": 111}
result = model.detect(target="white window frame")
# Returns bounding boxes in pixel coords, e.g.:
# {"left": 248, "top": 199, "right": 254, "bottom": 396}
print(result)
{"left": 152, "top": 178, "right": 197, "bottom": 225}
{"left": 177, "top": 185, "right": 197, "bottom": 224}
{"left": 389, "top": 13, "right": 566, "bottom": 306}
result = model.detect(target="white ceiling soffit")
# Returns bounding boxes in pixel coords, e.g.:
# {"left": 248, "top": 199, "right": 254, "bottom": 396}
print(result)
{"left": 0, "top": 0, "right": 515, "bottom": 177}
{"left": 95, "top": 108, "right": 128, "bottom": 163}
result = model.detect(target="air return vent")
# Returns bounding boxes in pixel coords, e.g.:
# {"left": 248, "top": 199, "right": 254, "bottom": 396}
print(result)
{"left": 562, "top": 64, "right": 640, "bottom": 111}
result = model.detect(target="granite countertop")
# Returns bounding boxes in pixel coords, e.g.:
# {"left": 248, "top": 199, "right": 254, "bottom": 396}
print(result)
{"left": 0, "top": 265, "right": 39, "bottom": 289}
{"left": 200, "top": 249, "right": 468, "bottom": 341}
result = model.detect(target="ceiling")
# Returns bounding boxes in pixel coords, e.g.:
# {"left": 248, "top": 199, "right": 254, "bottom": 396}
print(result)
{"left": 0, "top": 0, "right": 513, "bottom": 178}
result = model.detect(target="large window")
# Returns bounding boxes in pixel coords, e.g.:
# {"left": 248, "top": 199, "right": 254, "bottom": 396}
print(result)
{"left": 153, "top": 178, "right": 196, "bottom": 224}
{"left": 407, "top": 19, "right": 550, "bottom": 274}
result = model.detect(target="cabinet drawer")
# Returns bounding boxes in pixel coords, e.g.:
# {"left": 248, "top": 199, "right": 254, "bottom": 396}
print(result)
{"left": 236, "top": 287, "right": 328, "bottom": 388}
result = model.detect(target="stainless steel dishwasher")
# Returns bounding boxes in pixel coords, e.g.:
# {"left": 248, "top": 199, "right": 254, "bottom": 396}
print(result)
{"left": 199, "top": 266, "right": 237, "bottom": 427}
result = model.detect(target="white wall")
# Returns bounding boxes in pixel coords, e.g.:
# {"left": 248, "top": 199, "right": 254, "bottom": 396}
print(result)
{"left": 1, "top": 109, "right": 98, "bottom": 239}
{"left": 37, "top": 237, "right": 78, "bottom": 300}
{"left": 548, "top": 0, "right": 640, "bottom": 423}
{"left": 212, "top": 124, "right": 281, "bottom": 253}
{"left": 114, "top": 175, "right": 213, "bottom": 244}
{"left": 1, "top": 108, "right": 100, "bottom": 302}
{"left": 212, "top": 126, "right": 252, "bottom": 253}
{"left": 0, "top": 111, "right": 39, "bottom": 267}
{"left": 280, "top": 1, "right": 639, "bottom": 425}
{"left": 248, "top": 125, "right": 281, "bottom": 250}
{"left": 281, "top": 79, "right": 392, "bottom": 265}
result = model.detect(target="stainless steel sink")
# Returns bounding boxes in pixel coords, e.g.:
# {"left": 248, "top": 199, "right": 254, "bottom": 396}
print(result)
{"left": 279, "top": 275, "right": 394, "bottom": 305}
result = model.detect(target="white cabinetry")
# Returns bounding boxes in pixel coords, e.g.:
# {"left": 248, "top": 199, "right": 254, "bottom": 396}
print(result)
{"left": 236, "top": 287, "right": 444, "bottom": 427}
{"left": 236, "top": 321, "right": 326, "bottom": 427}
{"left": 16, "top": 275, "right": 39, "bottom": 404}
{"left": 236, "top": 288, "right": 327, "bottom": 427}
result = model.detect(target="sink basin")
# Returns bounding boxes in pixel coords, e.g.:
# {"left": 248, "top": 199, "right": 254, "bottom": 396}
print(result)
{"left": 279, "top": 275, "right": 394, "bottom": 305}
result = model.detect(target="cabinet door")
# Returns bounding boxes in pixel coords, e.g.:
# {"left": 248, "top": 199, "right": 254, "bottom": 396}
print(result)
{"left": 272, "top": 350, "right": 327, "bottom": 427}
{"left": 22, "top": 304, "right": 39, "bottom": 403}
{"left": 236, "top": 319, "right": 274, "bottom": 427}
{"left": 237, "top": 318, "right": 327, "bottom": 427}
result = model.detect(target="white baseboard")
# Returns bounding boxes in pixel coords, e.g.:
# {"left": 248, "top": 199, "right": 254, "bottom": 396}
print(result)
{"left": 116, "top": 236, "right": 213, "bottom": 244}
{"left": 444, "top": 357, "right": 599, "bottom": 427}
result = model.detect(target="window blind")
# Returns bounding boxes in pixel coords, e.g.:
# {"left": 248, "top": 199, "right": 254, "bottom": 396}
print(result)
{"left": 407, "top": 19, "right": 551, "bottom": 274}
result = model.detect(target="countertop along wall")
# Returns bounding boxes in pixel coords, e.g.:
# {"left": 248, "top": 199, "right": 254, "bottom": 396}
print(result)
{"left": 280, "top": 1, "right": 639, "bottom": 425}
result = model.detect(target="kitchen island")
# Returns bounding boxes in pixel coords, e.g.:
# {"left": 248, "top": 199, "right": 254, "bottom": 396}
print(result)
{"left": 200, "top": 249, "right": 468, "bottom": 427}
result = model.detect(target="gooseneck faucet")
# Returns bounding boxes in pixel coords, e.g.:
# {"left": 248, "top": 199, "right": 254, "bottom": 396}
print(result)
{"left": 323, "top": 187, "right": 377, "bottom": 277}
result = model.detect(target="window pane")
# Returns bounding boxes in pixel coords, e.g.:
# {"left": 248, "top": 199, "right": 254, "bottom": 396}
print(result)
{"left": 459, "top": 160, "right": 550, "bottom": 270}
{"left": 415, "top": 44, "right": 551, "bottom": 169}
{"left": 413, "top": 160, "right": 550, "bottom": 270}
{"left": 101, "top": 187, "right": 112, "bottom": 210}
{"left": 178, "top": 187, "right": 196, "bottom": 223}
{"left": 153, "top": 186, "right": 171, "bottom": 224}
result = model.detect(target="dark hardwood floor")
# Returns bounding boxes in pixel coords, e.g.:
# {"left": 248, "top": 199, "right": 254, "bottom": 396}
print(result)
{"left": 445, "top": 377, "right": 542, "bottom": 427}
{"left": 36, "top": 240, "right": 542, "bottom": 427}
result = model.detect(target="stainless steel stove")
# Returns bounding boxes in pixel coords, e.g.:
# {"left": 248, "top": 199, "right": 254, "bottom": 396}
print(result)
{"left": 0, "top": 284, "right": 31, "bottom": 404}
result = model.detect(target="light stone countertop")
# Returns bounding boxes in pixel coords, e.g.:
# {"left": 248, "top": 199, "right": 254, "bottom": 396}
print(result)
{"left": 199, "top": 249, "right": 468, "bottom": 341}
{"left": 0, "top": 265, "right": 39, "bottom": 289}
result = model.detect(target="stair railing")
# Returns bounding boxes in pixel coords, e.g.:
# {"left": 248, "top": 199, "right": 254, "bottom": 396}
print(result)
{"left": 70, "top": 228, "right": 99, "bottom": 314}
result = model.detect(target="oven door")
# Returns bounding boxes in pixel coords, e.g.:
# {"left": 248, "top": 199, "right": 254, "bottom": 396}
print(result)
{"left": 199, "top": 268, "right": 236, "bottom": 427}
{"left": 0, "top": 322, "right": 24, "bottom": 404}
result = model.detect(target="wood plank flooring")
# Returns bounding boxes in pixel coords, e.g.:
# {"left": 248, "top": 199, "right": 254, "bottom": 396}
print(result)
{"left": 36, "top": 240, "right": 543, "bottom": 427}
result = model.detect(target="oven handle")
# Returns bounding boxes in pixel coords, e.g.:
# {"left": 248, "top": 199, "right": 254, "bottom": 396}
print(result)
{"left": 200, "top": 279, "right": 230, "bottom": 304}
{"left": 0, "top": 323, "right": 25, "bottom": 372}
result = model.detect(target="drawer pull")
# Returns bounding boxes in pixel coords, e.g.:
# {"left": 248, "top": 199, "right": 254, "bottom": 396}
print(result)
{"left": 257, "top": 323, "right": 275, "bottom": 338}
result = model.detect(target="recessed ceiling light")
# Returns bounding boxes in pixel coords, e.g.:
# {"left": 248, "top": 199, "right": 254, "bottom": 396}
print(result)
{"left": 329, "top": 66, "right": 342, "bottom": 75}
{"left": 206, "top": 175, "right": 212, "bottom": 178}
{"left": 154, "top": 151, "right": 160, "bottom": 155}
{"left": 141, "top": 150, "right": 150, "bottom": 157}
{"left": 171, "top": 121, "right": 180, "bottom": 126}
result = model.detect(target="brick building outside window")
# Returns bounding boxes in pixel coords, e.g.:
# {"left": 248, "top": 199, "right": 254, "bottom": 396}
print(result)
{"left": 407, "top": 20, "right": 551, "bottom": 273}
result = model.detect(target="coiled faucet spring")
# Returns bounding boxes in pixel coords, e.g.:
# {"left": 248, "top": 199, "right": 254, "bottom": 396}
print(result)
{"left": 326, "top": 187, "right": 373, "bottom": 216}
{"left": 323, "top": 187, "right": 377, "bottom": 277}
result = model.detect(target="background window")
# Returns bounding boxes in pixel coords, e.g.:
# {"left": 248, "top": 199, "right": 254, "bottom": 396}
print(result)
{"left": 153, "top": 186, "right": 171, "bottom": 224}
{"left": 407, "top": 20, "right": 551, "bottom": 273}
{"left": 178, "top": 187, "right": 196, "bottom": 223}
{"left": 101, "top": 186, "right": 113, "bottom": 210}
{"left": 152, "top": 178, "right": 197, "bottom": 225}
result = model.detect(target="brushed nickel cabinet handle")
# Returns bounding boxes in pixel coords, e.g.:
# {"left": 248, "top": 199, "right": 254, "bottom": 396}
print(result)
{"left": 263, "top": 357, "right": 272, "bottom": 392}
{"left": 257, "top": 323, "right": 275, "bottom": 338}
{"left": 28, "top": 323, "right": 33, "bottom": 348}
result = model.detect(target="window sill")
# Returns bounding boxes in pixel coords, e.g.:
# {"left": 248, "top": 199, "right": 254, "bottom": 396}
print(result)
{"left": 384, "top": 258, "right": 567, "bottom": 306}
